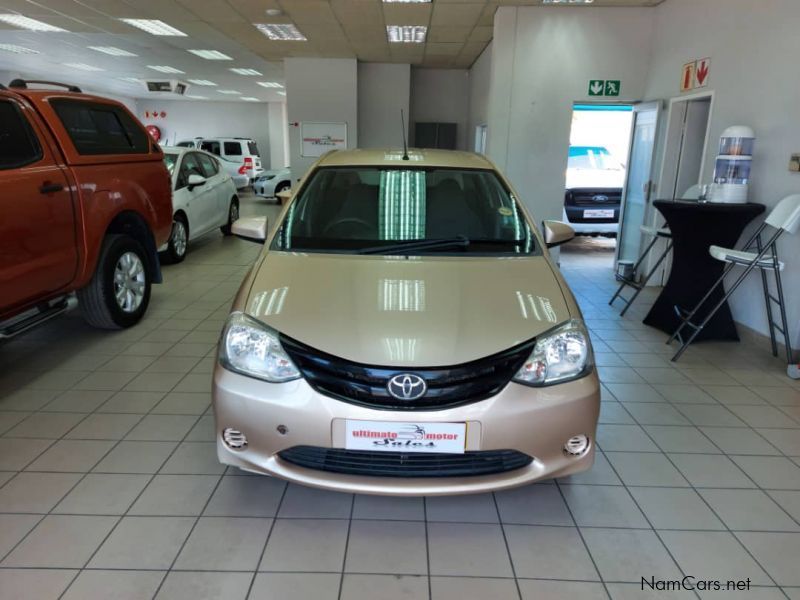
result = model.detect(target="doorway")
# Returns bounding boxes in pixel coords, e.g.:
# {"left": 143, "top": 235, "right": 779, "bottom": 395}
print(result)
{"left": 560, "top": 103, "right": 634, "bottom": 271}
{"left": 659, "top": 93, "right": 713, "bottom": 201}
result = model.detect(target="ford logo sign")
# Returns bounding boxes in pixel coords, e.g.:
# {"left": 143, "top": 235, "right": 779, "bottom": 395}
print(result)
{"left": 592, "top": 194, "right": 609, "bottom": 203}
{"left": 386, "top": 374, "right": 427, "bottom": 401}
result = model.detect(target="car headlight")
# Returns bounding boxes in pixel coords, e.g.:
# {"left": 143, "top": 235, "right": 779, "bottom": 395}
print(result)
{"left": 513, "top": 319, "right": 593, "bottom": 386}
{"left": 259, "top": 175, "right": 276, "bottom": 181}
{"left": 218, "top": 312, "right": 301, "bottom": 382}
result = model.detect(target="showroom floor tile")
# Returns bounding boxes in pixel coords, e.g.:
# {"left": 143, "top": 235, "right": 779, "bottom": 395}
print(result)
{"left": 0, "top": 204, "right": 799, "bottom": 599}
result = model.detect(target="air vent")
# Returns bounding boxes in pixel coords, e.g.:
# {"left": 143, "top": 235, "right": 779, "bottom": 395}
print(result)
{"left": 142, "top": 80, "right": 189, "bottom": 95}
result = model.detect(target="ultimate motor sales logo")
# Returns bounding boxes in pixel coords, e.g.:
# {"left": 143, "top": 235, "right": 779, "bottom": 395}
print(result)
{"left": 351, "top": 424, "right": 460, "bottom": 449}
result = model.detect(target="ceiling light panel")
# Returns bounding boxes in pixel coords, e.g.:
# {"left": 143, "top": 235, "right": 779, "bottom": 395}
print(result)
{"left": 230, "top": 68, "right": 262, "bottom": 76}
{"left": 387, "top": 25, "right": 427, "bottom": 43}
{"left": 89, "top": 46, "right": 137, "bottom": 57}
{"left": 254, "top": 23, "right": 307, "bottom": 41}
{"left": 64, "top": 63, "right": 104, "bottom": 71}
{"left": 257, "top": 81, "right": 283, "bottom": 88}
{"left": 188, "top": 79, "right": 217, "bottom": 86}
{"left": 188, "top": 49, "right": 232, "bottom": 60}
{"left": 0, "top": 14, "right": 66, "bottom": 31}
{"left": 217, "top": 90, "right": 241, "bottom": 94}
{"left": 0, "top": 43, "right": 39, "bottom": 54}
{"left": 147, "top": 65, "right": 185, "bottom": 74}
{"left": 118, "top": 77, "right": 139, "bottom": 82}
{"left": 187, "top": 95, "right": 207, "bottom": 100}
{"left": 241, "top": 97, "right": 260, "bottom": 102}
{"left": 119, "top": 19, "right": 187, "bottom": 36}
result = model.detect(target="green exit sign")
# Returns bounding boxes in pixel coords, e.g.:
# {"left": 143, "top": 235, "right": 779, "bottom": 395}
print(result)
{"left": 588, "top": 80, "right": 621, "bottom": 97}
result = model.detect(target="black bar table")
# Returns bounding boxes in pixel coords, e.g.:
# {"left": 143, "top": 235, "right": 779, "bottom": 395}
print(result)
{"left": 643, "top": 200, "right": 765, "bottom": 341}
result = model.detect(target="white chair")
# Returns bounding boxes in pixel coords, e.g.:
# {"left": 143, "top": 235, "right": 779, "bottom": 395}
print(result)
{"left": 609, "top": 186, "right": 700, "bottom": 316}
{"left": 669, "top": 194, "right": 800, "bottom": 362}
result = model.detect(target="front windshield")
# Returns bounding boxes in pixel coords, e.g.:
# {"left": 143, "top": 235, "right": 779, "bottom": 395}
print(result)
{"left": 163, "top": 153, "right": 178, "bottom": 175}
{"left": 271, "top": 167, "right": 536, "bottom": 255}
{"left": 568, "top": 147, "right": 621, "bottom": 171}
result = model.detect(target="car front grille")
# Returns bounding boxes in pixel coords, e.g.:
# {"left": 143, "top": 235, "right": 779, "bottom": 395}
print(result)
{"left": 279, "top": 335, "right": 535, "bottom": 411}
{"left": 278, "top": 446, "right": 534, "bottom": 478}
{"left": 566, "top": 188, "right": 622, "bottom": 207}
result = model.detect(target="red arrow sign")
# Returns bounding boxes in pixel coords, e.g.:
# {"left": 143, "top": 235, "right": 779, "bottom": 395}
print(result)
{"left": 695, "top": 58, "right": 710, "bottom": 87}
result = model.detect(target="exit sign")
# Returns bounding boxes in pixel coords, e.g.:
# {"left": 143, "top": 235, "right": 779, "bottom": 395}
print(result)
{"left": 588, "top": 80, "right": 621, "bottom": 97}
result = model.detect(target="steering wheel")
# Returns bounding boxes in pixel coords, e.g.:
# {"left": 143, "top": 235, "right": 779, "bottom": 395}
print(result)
{"left": 323, "top": 218, "right": 373, "bottom": 237}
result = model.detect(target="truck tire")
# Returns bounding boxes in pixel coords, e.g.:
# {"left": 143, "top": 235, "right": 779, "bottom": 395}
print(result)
{"left": 78, "top": 234, "right": 151, "bottom": 329}
{"left": 221, "top": 197, "right": 239, "bottom": 236}
{"left": 161, "top": 214, "right": 188, "bottom": 264}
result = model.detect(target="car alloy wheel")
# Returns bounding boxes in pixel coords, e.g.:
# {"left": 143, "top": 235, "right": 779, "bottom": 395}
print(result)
{"left": 230, "top": 201, "right": 239, "bottom": 223}
{"left": 171, "top": 220, "right": 188, "bottom": 257}
{"left": 113, "top": 251, "right": 146, "bottom": 313}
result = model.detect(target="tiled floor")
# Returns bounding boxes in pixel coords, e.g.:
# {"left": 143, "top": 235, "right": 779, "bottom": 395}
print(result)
{"left": 1, "top": 204, "right": 799, "bottom": 599}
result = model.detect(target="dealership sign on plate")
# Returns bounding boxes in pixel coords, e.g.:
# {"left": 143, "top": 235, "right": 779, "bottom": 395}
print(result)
{"left": 345, "top": 420, "right": 467, "bottom": 454}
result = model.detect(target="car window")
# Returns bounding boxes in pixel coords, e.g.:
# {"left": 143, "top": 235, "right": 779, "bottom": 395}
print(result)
{"left": 50, "top": 99, "right": 149, "bottom": 155}
{"left": 247, "top": 141, "right": 260, "bottom": 156}
{"left": 197, "top": 153, "right": 219, "bottom": 178}
{"left": 163, "top": 153, "right": 179, "bottom": 176}
{"left": 272, "top": 167, "right": 536, "bottom": 256}
{"left": 223, "top": 141, "right": 242, "bottom": 156}
{"left": 177, "top": 152, "right": 204, "bottom": 189}
{"left": 176, "top": 141, "right": 194, "bottom": 148}
{"left": 567, "top": 147, "right": 621, "bottom": 171}
{"left": 201, "top": 140, "right": 221, "bottom": 155}
{"left": 0, "top": 100, "right": 43, "bottom": 170}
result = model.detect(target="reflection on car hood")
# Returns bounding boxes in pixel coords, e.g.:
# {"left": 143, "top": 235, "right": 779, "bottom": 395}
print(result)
{"left": 244, "top": 252, "right": 572, "bottom": 367}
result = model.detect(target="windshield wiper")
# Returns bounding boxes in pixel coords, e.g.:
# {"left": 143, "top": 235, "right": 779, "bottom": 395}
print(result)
{"left": 468, "top": 238, "right": 526, "bottom": 246}
{"left": 358, "top": 236, "right": 470, "bottom": 255}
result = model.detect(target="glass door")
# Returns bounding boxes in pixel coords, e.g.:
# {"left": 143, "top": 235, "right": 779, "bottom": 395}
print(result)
{"left": 616, "top": 102, "right": 661, "bottom": 266}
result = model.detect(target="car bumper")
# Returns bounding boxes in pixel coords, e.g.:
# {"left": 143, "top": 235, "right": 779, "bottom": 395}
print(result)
{"left": 212, "top": 365, "right": 600, "bottom": 496}
{"left": 563, "top": 208, "right": 620, "bottom": 235}
{"left": 254, "top": 181, "right": 276, "bottom": 197}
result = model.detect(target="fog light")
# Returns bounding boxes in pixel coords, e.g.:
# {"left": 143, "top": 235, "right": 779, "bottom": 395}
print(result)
{"left": 564, "top": 434, "right": 590, "bottom": 457}
{"left": 223, "top": 428, "right": 248, "bottom": 450}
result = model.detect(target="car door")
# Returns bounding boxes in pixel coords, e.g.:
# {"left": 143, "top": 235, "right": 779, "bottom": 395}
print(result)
{"left": 196, "top": 152, "right": 229, "bottom": 224}
{"left": 0, "top": 96, "right": 77, "bottom": 312}
{"left": 179, "top": 152, "right": 217, "bottom": 237}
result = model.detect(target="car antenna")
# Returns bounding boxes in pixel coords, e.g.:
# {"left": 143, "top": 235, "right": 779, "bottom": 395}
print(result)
{"left": 400, "top": 109, "right": 409, "bottom": 161}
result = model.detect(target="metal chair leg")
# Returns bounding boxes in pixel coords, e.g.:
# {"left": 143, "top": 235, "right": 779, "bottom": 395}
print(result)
{"left": 667, "top": 261, "right": 737, "bottom": 345}
{"left": 609, "top": 236, "right": 659, "bottom": 308}
{"left": 620, "top": 241, "right": 673, "bottom": 317}
{"left": 756, "top": 236, "right": 778, "bottom": 357}
{"left": 772, "top": 247, "right": 794, "bottom": 365}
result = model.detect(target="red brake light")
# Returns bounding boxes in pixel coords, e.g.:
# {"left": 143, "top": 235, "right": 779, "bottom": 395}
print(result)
{"left": 244, "top": 157, "right": 253, "bottom": 166}
{"left": 238, "top": 164, "right": 247, "bottom": 175}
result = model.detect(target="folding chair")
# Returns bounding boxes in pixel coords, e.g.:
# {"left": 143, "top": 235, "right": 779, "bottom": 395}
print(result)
{"left": 668, "top": 194, "right": 800, "bottom": 362}
{"left": 609, "top": 186, "right": 702, "bottom": 316}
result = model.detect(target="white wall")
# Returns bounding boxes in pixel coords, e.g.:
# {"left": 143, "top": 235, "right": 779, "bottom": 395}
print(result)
{"left": 358, "top": 63, "right": 410, "bottom": 149}
{"left": 467, "top": 44, "right": 492, "bottom": 153}
{"left": 646, "top": 0, "right": 800, "bottom": 346}
{"left": 487, "top": 6, "right": 655, "bottom": 225}
{"left": 410, "top": 68, "right": 470, "bottom": 150}
{"left": 268, "top": 102, "right": 289, "bottom": 170}
{"left": 285, "top": 57, "right": 358, "bottom": 180}
{"left": 136, "top": 99, "right": 273, "bottom": 167}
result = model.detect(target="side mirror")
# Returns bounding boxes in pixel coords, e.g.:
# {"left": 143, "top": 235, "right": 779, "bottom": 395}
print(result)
{"left": 276, "top": 189, "right": 292, "bottom": 204}
{"left": 543, "top": 220, "right": 575, "bottom": 248}
{"left": 187, "top": 173, "right": 206, "bottom": 189}
{"left": 232, "top": 216, "right": 268, "bottom": 244}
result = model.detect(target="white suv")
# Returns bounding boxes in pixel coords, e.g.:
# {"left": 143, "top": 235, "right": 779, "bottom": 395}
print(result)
{"left": 178, "top": 138, "right": 264, "bottom": 183}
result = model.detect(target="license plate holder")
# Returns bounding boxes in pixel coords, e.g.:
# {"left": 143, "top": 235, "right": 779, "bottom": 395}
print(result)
{"left": 344, "top": 420, "right": 467, "bottom": 454}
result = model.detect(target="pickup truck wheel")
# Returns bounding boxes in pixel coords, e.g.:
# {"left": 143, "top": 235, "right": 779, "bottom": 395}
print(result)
{"left": 221, "top": 198, "right": 239, "bottom": 236}
{"left": 162, "top": 216, "right": 188, "bottom": 264}
{"left": 78, "top": 235, "right": 151, "bottom": 329}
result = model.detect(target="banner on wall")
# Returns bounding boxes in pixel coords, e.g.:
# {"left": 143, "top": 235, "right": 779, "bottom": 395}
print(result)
{"left": 301, "top": 122, "right": 347, "bottom": 157}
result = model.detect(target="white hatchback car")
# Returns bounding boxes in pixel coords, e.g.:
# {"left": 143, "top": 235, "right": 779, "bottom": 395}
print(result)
{"left": 161, "top": 147, "right": 240, "bottom": 262}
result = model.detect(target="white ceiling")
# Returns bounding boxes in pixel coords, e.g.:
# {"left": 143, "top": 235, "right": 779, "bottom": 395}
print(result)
{"left": 0, "top": 0, "right": 664, "bottom": 102}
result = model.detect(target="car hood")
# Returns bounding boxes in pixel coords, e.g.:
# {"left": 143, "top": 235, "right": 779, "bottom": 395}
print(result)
{"left": 243, "top": 252, "right": 572, "bottom": 367}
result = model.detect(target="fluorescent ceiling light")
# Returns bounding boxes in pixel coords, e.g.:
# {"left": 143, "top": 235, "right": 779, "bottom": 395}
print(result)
{"left": 0, "top": 14, "right": 66, "bottom": 31}
{"left": 256, "top": 81, "right": 283, "bottom": 88}
{"left": 386, "top": 25, "right": 427, "bottom": 43}
{"left": 187, "top": 95, "right": 207, "bottom": 100}
{"left": 277, "top": 91, "right": 286, "bottom": 96}
{"left": 147, "top": 65, "right": 184, "bottom": 74}
{"left": 0, "top": 43, "right": 39, "bottom": 54}
{"left": 187, "top": 79, "right": 217, "bottom": 86}
{"left": 119, "top": 19, "right": 186, "bottom": 36}
{"left": 383, "top": 0, "right": 430, "bottom": 2}
{"left": 188, "top": 49, "right": 232, "bottom": 60}
{"left": 64, "top": 62, "right": 104, "bottom": 72}
{"left": 89, "top": 46, "right": 137, "bottom": 57}
{"left": 254, "top": 23, "right": 306, "bottom": 41}
{"left": 230, "top": 68, "right": 262, "bottom": 76}
{"left": 241, "top": 97, "right": 260, "bottom": 102}
{"left": 217, "top": 90, "right": 241, "bottom": 94}
{"left": 118, "top": 77, "right": 139, "bottom": 82}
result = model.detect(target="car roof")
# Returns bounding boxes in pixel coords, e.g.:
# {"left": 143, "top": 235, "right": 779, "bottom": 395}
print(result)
{"left": 316, "top": 148, "right": 495, "bottom": 170}
{"left": 569, "top": 146, "right": 611, "bottom": 156}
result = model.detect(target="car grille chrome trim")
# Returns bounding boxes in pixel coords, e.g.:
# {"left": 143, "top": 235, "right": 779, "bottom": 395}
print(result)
{"left": 278, "top": 446, "right": 534, "bottom": 478}
{"left": 279, "top": 334, "right": 535, "bottom": 411}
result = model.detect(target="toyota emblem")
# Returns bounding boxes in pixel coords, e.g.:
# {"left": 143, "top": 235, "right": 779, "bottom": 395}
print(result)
{"left": 386, "top": 374, "right": 427, "bottom": 401}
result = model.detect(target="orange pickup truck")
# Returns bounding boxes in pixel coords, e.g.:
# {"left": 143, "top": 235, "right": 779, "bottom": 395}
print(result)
{"left": 0, "top": 80, "right": 173, "bottom": 337}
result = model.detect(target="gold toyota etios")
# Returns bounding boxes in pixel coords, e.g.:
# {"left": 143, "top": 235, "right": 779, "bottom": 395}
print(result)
{"left": 213, "top": 149, "right": 600, "bottom": 496}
